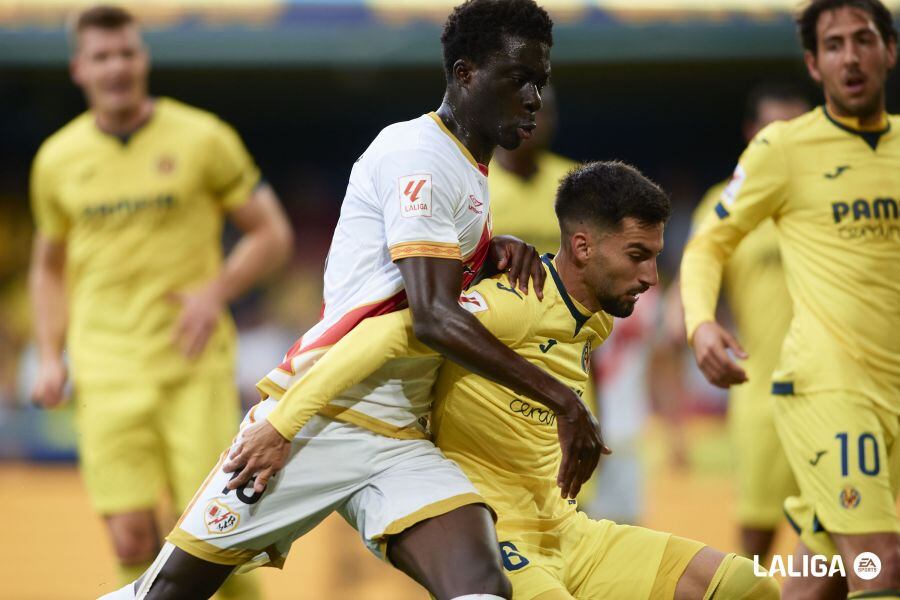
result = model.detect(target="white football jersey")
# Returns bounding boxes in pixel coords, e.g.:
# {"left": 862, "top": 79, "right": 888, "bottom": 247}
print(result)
{"left": 258, "top": 112, "right": 492, "bottom": 436}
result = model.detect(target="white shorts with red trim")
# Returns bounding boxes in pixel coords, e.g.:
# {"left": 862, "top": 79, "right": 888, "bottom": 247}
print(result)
{"left": 167, "top": 398, "right": 485, "bottom": 570}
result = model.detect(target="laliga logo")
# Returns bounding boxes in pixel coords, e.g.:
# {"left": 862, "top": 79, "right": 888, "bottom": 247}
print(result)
{"left": 753, "top": 552, "right": 881, "bottom": 579}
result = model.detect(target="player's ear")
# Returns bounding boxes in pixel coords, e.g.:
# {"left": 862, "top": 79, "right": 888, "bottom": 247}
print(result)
{"left": 803, "top": 50, "right": 822, "bottom": 84}
{"left": 452, "top": 59, "right": 474, "bottom": 87}
{"left": 886, "top": 36, "right": 897, "bottom": 70}
{"left": 569, "top": 231, "right": 592, "bottom": 264}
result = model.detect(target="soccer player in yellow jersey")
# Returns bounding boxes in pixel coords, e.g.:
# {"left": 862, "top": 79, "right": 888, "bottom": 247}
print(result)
{"left": 28, "top": 6, "right": 292, "bottom": 597}
{"left": 490, "top": 86, "right": 577, "bottom": 255}
{"left": 211, "top": 161, "right": 778, "bottom": 599}
{"left": 690, "top": 83, "right": 809, "bottom": 560}
{"left": 682, "top": 1, "right": 900, "bottom": 597}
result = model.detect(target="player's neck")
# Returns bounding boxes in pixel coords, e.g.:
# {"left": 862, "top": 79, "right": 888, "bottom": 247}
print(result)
{"left": 824, "top": 96, "right": 888, "bottom": 131}
{"left": 435, "top": 101, "right": 494, "bottom": 165}
{"left": 494, "top": 147, "right": 539, "bottom": 180}
{"left": 93, "top": 97, "right": 154, "bottom": 137}
{"left": 553, "top": 249, "right": 601, "bottom": 314}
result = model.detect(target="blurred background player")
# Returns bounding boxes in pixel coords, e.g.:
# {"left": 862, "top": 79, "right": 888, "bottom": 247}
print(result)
{"left": 683, "top": 0, "right": 900, "bottom": 597}
{"left": 28, "top": 5, "right": 293, "bottom": 597}
{"left": 685, "top": 82, "right": 810, "bottom": 558}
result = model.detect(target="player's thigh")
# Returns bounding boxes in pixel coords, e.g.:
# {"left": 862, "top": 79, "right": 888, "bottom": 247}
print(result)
{"left": 730, "top": 392, "right": 797, "bottom": 529}
{"left": 159, "top": 375, "right": 241, "bottom": 511}
{"left": 564, "top": 512, "right": 702, "bottom": 600}
{"left": 774, "top": 392, "right": 899, "bottom": 556}
{"left": 169, "top": 407, "right": 372, "bottom": 571}
{"left": 75, "top": 382, "right": 165, "bottom": 514}
{"left": 496, "top": 536, "right": 570, "bottom": 600}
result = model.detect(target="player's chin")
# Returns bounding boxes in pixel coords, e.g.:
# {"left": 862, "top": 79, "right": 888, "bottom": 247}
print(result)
{"left": 604, "top": 299, "right": 636, "bottom": 318}
{"left": 497, "top": 130, "right": 524, "bottom": 151}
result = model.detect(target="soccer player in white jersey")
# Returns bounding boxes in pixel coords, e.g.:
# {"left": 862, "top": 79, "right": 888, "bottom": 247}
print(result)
{"left": 104, "top": 2, "right": 608, "bottom": 599}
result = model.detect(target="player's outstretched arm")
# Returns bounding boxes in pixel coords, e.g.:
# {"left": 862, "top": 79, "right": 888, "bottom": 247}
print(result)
{"left": 398, "top": 256, "right": 609, "bottom": 499}
{"left": 29, "top": 235, "right": 69, "bottom": 408}
{"left": 224, "top": 309, "right": 432, "bottom": 492}
{"left": 171, "top": 184, "right": 294, "bottom": 358}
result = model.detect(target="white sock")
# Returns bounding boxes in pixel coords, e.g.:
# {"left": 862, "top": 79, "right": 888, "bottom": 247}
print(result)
{"left": 132, "top": 542, "right": 177, "bottom": 599}
{"left": 450, "top": 596, "right": 506, "bottom": 600}
{"left": 97, "top": 583, "right": 136, "bottom": 599}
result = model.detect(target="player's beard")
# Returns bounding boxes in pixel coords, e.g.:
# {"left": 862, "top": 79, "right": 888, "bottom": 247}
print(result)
{"left": 600, "top": 295, "right": 636, "bottom": 318}
{"left": 829, "top": 85, "right": 885, "bottom": 123}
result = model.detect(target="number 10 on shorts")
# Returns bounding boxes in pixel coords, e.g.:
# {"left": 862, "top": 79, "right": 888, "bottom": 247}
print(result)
{"left": 836, "top": 432, "right": 880, "bottom": 477}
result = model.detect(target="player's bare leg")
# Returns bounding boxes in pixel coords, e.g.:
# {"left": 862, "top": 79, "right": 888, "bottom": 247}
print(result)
{"left": 834, "top": 531, "right": 900, "bottom": 597}
{"left": 675, "top": 546, "right": 780, "bottom": 599}
{"left": 387, "top": 504, "right": 511, "bottom": 600}
{"left": 106, "top": 511, "right": 161, "bottom": 582}
{"left": 741, "top": 526, "right": 777, "bottom": 561}
{"left": 781, "top": 542, "right": 846, "bottom": 600}
{"left": 138, "top": 544, "right": 234, "bottom": 599}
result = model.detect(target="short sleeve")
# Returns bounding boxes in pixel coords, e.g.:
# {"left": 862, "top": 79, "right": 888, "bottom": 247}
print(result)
{"left": 376, "top": 149, "right": 464, "bottom": 262}
{"left": 203, "top": 118, "right": 261, "bottom": 211}
{"left": 30, "top": 147, "right": 69, "bottom": 241}
{"left": 459, "top": 276, "right": 540, "bottom": 347}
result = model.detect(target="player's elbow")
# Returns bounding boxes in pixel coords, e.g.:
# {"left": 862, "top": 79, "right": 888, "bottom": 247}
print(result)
{"left": 270, "top": 217, "right": 294, "bottom": 267}
{"left": 409, "top": 302, "right": 456, "bottom": 349}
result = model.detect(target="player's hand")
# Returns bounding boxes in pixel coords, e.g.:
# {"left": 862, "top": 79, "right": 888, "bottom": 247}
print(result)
{"left": 691, "top": 321, "right": 748, "bottom": 388}
{"left": 489, "top": 235, "right": 545, "bottom": 300}
{"left": 32, "top": 356, "right": 68, "bottom": 409}
{"left": 555, "top": 398, "right": 611, "bottom": 499}
{"left": 169, "top": 283, "right": 225, "bottom": 359}
{"left": 223, "top": 419, "right": 291, "bottom": 494}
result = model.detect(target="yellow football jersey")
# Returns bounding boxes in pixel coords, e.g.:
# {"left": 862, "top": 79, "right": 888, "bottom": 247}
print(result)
{"left": 682, "top": 107, "right": 900, "bottom": 413}
{"left": 691, "top": 180, "right": 791, "bottom": 401}
{"left": 489, "top": 151, "right": 576, "bottom": 255}
{"left": 30, "top": 97, "right": 260, "bottom": 385}
{"left": 433, "top": 255, "right": 613, "bottom": 531}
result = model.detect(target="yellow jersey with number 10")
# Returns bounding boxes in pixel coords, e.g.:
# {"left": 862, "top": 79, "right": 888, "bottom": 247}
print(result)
{"left": 30, "top": 97, "right": 260, "bottom": 386}
{"left": 682, "top": 107, "right": 900, "bottom": 413}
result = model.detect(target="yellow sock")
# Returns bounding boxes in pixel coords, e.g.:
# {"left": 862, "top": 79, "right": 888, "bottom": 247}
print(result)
{"left": 216, "top": 571, "right": 262, "bottom": 600}
{"left": 117, "top": 561, "right": 152, "bottom": 586}
{"left": 847, "top": 590, "right": 900, "bottom": 599}
{"left": 705, "top": 553, "right": 780, "bottom": 599}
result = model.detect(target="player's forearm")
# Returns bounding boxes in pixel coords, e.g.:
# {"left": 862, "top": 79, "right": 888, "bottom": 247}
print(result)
{"left": 413, "top": 304, "right": 576, "bottom": 415}
{"left": 267, "top": 311, "right": 432, "bottom": 439}
{"left": 679, "top": 235, "right": 728, "bottom": 344}
{"left": 28, "top": 261, "right": 67, "bottom": 362}
{"left": 215, "top": 186, "right": 293, "bottom": 304}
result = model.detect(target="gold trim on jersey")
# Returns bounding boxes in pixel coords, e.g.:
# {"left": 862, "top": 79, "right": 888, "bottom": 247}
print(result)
{"left": 427, "top": 112, "right": 479, "bottom": 170}
{"left": 379, "top": 492, "right": 487, "bottom": 538}
{"left": 256, "top": 377, "right": 287, "bottom": 400}
{"left": 389, "top": 240, "right": 462, "bottom": 261}
{"left": 167, "top": 528, "right": 265, "bottom": 566}
{"left": 318, "top": 404, "right": 429, "bottom": 440}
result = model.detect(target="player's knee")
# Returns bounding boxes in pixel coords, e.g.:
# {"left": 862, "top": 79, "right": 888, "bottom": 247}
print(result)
{"left": 706, "top": 553, "right": 780, "bottom": 600}
{"left": 107, "top": 513, "right": 159, "bottom": 564}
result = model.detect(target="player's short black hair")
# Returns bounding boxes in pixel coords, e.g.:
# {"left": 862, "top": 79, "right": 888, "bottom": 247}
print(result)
{"left": 555, "top": 161, "right": 671, "bottom": 233}
{"left": 744, "top": 81, "right": 810, "bottom": 124}
{"left": 797, "top": 0, "right": 896, "bottom": 53}
{"left": 69, "top": 5, "right": 137, "bottom": 51}
{"left": 441, "top": 0, "right": 553, "bottom": 80}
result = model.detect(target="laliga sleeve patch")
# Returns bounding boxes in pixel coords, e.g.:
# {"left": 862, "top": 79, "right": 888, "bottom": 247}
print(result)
{"left": 398, "top": 174, "right": 433, "bottom": 218}
{"left": 458, "top": 290, "right": 488, "bottom": 314}
{"left": 721, "top": 164, "right": 745, "bottom": 207}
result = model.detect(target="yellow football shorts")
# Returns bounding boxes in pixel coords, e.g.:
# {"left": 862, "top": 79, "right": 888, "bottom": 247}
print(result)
{"left": 729, "top": 381, "right": 798, "bottom": 529}
{"left": 774, "top": 390, "right": 900, "bottom": 556}
{"left": 497, "top": 511, "right": 704, "bottom": 599}
{"left": 75, "top": 374, "right": 240, "bottom": 514}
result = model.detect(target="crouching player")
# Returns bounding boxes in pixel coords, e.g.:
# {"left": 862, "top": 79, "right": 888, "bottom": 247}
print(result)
{"left": 226, "top": 162, "right": 781, "bottom": 598}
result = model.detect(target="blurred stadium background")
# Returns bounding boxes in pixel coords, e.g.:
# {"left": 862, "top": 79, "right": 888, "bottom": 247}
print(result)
{"left": 1, "top": 1, "right": 898, "bottom": 598}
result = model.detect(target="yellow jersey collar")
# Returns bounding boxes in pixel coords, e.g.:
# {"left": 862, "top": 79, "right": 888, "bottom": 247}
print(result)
{"left": 541, "top": 253, "right": 593, "bottom": 335}
{"left": 822, "top": 105, "right": 890, "bottom": 151}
